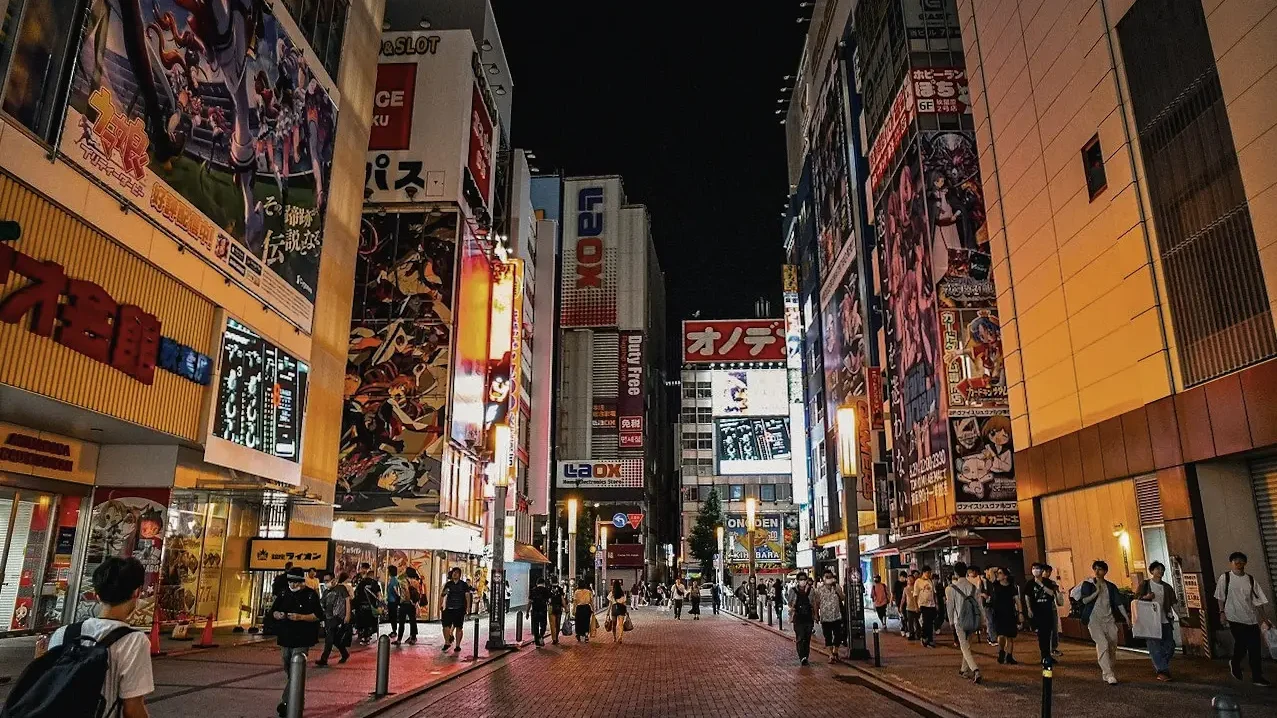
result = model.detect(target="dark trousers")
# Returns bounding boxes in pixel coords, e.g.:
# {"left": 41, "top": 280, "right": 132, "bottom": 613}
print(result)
{"left": 319, "top": 620, "right": 349, "bottom": 662}
{"left": 712, "top": 597, "right": 721, "bottom": 614}
{"left": 673, "top": 599, "right": 683, "bottom": 619}
{"left": 874, "top": 605, "right": 888, "bottom": 625}
{"left": 821, "top": 619, "right": 845, "bottom": 648}
{"left": 794, "top": 620, "right": 814, "bottom": 661}
{"left": 393, "top": 603, "right": 417, "bottom": 640}
{"left": 903, "top": 609, "right": 918, "bottom": 637}
{"left": 1033, "top": 616, "right": 1055, "bottom": 661}
{"left": 532, "top": 607, "right": 548, "bottom": 642}
{"left": 1230, "top": 622, "right": 1265, "bottom": 679}
{"left": 919, "top": 607, "right": 937, "bottom": 645}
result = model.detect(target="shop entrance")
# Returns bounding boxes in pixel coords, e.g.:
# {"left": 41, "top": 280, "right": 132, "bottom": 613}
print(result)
{"left": 0, "top": 486, "right": 82, "bottom": 636}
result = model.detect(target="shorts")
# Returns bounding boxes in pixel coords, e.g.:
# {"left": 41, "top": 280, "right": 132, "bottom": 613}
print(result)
{"left": 441, "top": 609, "right": 465, "bottom": 628}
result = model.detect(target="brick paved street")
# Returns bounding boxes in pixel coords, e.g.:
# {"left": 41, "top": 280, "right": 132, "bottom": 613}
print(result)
{"left": 381, "top": 608, "right": 947, "bottom": 718}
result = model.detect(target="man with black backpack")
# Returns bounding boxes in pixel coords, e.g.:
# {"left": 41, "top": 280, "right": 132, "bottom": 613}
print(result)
{"left": 1213, "top": 551, "right": 1272, "bottom": 687}
{"left": 5, "top": 556, "right": 153, "bottom": 718}
{"left": 271, "top": 567, "right": 323, "bottom": 717}
{"left": 787, "top": 571, "right": 816, "bottom": 665}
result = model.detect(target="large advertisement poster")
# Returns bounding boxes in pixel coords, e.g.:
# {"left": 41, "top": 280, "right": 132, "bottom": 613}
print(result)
{"left": 715, "top": 417, "right": 792, "bottom": 476}
{"left": 449, "top": 225, "right": 492, "bottom": 447}
{"left": 339, "top": 210, "right": 456, "bottom": 513}
{"left": 950, "top": 415, "right": 1016, "bottom": 512}
{"left": 810, "top": 53, "right": 854, "bottom": 274}
{"left": 710, "top": 369, "right": 789, "bottom": 417}
{"left": 879, "top": 143, "right": 947, "bottom": 517}
{"left": 561, "top": 178, "right": 621, "bottom": 327}
{"left": 63, "top": 0, "right": 338, "bottom": 331}
{"left": 76, "top": 488, "right": 171, "bottom": 627}
{"left": 921, "top": 131, "right": 992, "bottom": 307}
{"left": 725, "top": 513, "right": 783, "bottom": 564}
{"left": 820, "top": 257, "right": 867, "bottom": 420}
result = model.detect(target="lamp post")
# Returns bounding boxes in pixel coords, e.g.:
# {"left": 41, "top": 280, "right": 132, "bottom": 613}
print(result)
{"left": 567, "top": 498, "right": 578, "bottom": 590}
{"left": 835, "top": 404, "right": 869, "bottom": 659}
{"left": 716, "top": 525, "right": 724, "bottom": 586}
{"left": 486, "top": 422, "right": 511, "bottom": 650}
{"left": 746, "top": 497, "right": 759, "bottom": 619}
{"left": 601, "top": 525, "right": 609, "bottom": 599}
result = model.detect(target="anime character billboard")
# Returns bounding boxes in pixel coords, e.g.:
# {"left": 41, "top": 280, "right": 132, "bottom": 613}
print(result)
{"left": 879, "top": 143, "right": 948, "bottom": 513}
{"left": 950, "top": 414, "right": 1016, "bottom": 513}
{"left": 941, "top": 308, "right": 1007, "bottom": 411}
{"left": 920, "top": 131, "right": 991, "bottom": 307}
{"left": 338, "top": 211, "right": 457, "bottom": 513}
{"left": 821, "top": 259, "right": 867, "bottom": 420}
{"left": 76, "top": 488, "right": 171, "bottom": 626}
{"left": 62, "top": 0, "right": 338, "bottom": 331}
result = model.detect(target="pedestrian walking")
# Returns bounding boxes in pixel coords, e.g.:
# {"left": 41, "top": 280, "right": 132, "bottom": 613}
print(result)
{"left": 530, "top": 577, "right": 551, "bottom": 646}
{"left": 789, "top": 571, "right": 816, "bottom": 665}
{"left": 712, "top": 582, "right": 722, "bottom": 615}
{"left": 1042, "top": 565, "right": 1063, "bottom": 657}
{"left": 386, "top": 565, "right": 406, "bottom": 645}
{"left": 982, "top": 566, "right": 999, "bottom": 647}
{"left": 316, "top": 571, "right": 351, "bottom": 666}
{"left": 574, "top": 581, "right": 594, "bottom": 642}
{"left": 773, "top": 578, "right": 785, "bottom": 625}
{"left": 1135, "top": 561, "right": 1178, "bottom": 681}
{"left": 813, "top": 569, "right": 847, "bottom": 663}
{"left": 475, "top": 573, "right": 489, "bottom": 615}
{"left": 1023, "top": 562, "right": 1058, "bottom": 665}
{"left": 903, "top": 571, "right": 921, "bottom": 640}
{"left": 690, "top": 579, "right": 703, "bottom": 620}
{"left": 891, "top": 571, "right": 908, "bottom": 634}
{"left": 548, "top": 579, "right": 567, "bottom": 644}
{"left": 1214, "top": 551, "right": 1272, "bottom": 686}
{"left": 914, "top": 566, "right": 939, "bottom": 648}
{"left": 870, "top": 575, "right": 890, "bottom": 626}
{"left": 946, "top": 562, "right": 983, "bottom": 684}
{"left": 672, "top": 578, "right": 688, "bottom": 619}
{"left": 439, "top": 567, "right": 473, "bottom": 653}
{"left": 270, "top": 567, "right": 322, "bottom": 717}
{"left": 1070, "top": 560, "right": 1129, "bottom": 685}
{"left": 608, "top": 580, "right": 629, "bottom": 643}
{"left": 989, "top": 567, "right": 1021, "bottom": 664}
{"left": 352, "top": 563, "right": 381, "bottom": 644}
{"left": 13, "top": 557, "right": 155, "bottom": 718}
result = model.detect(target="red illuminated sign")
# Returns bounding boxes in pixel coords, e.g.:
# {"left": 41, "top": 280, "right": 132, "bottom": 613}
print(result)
{"left": 369, "top": 63, "right": 417, "bottom": 151}
{"left": 682, "top": 320, "right": 786, "bottom": 363}
{"left": 467, "top": 85, "right": 494, "bottom": 205}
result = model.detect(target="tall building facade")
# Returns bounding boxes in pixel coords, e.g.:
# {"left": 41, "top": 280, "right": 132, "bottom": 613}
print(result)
{"left": 958, "top": 0, "right": 1277, "bottom": 654}
{"left": 551, "top": 175, "right": 671, "bottom": 587}
{"left": 0, "top": 0, "right": 381, "bottom": 637}
{"left": 677, "top": 318, "right": 800, "bottom": 584}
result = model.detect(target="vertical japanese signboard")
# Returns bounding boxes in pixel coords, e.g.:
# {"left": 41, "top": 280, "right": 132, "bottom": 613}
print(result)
{"left": 61, "top": 0, "right": 339, "bottom": 332}
{"left": 618, "top": 331, "right": 645, "bottom": 448}
{"left": 561, "top": 178, "right": 622, "bottom": 327}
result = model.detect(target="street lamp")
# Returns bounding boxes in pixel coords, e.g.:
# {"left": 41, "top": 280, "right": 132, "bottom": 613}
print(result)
{"left": 601, "top": 525, "right": 609, "bottom": 599}
{"left": 835, "top": 404, "right": 869, "bottom": 659}
{"left": 716, "top": 525, "right": 724, "bottom": 586}
{"left": 746, "top": 497, "right": 759, "bottom": 619}
{"left": 567, "top": 498, "right": 579, "bottom": 590}
{"left": 486, "top": 421, "right": 511, "bottom": 650}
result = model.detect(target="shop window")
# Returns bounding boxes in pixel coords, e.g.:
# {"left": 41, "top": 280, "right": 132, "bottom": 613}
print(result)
{"left": 760, "top": 484, "right": 777, "bottom": 502}
{"left": 0, "top": 0, "right": 82, "bottom": 141}
{"left": 1082, "top": 135, "right": 1107, "bottom": 201}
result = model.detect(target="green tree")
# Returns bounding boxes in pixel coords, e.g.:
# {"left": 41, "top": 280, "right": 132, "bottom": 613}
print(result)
{"left": 688, "top": 488, "right": 725, "bottom": 580}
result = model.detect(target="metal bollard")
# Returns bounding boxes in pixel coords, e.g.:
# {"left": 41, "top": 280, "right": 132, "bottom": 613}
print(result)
{"left": 1041, "top": 658, "right": 1053, "bottom": 718}
{"left": 373, "top": 634, "right": 391, "bottom": 699}
{"left": 285, "top": 651, "right": 305, "bottom": 718}
{"left": 873, "top": 622, "right": 881, "bottom": 667}
{"left": 767, "top": 597, "right": 773, "bottom": 626}
{"left": 777, "top": 602, "right": 783, "bottom": 631}
{"left": 516, "top": 610, "right": 524, "bottom": 643}
{"left": 471, "top": 614, "right": 480, "bottom": 660}
{"left": 1212, "top": 695, "right": 1242, "bottom": 718}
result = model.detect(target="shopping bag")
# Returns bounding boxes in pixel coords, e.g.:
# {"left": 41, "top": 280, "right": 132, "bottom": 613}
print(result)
{"left": 562, "top": 617, "right": 573, "bottom": 635}
{"left": 590, "top": 613, "right": 600, "bottom": 636}
{"left": 1264, "top": 626, "right": 1277, "bottom": 660}
{"left": 1131, "top": 599, "right": 1162, "bottom": 639}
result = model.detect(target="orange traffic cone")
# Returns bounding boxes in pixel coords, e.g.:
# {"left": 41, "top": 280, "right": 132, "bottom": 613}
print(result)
{"left": 149, "top": 610, "right": 166, "bottom": 657}
{"left": 194, "top": 614, "right": 218, "bottom": 648}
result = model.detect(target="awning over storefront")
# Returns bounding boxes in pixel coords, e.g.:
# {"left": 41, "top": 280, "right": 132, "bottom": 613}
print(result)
{"left": 862, "top": 528, "right": 1023, "bottom": 557}
{"left": 513, "top": 542, "right": 550, "bottom": 564}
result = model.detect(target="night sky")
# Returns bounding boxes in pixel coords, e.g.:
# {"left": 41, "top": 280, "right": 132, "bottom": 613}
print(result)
{"left": 491, "top": 1, "right": 810, "bottom": 333}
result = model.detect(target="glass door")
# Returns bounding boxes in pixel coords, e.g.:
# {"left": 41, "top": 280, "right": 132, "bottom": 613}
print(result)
{"left": 0, "top": 489, "right": 59, "bottom": 633}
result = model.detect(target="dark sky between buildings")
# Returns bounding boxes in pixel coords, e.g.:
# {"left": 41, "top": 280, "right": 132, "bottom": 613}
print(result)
{"left": 491, "top": 1, "right": 810, "bottom": 331}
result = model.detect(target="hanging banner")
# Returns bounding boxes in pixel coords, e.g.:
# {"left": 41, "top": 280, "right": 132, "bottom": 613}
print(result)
{"left": 61, "top": 0, "right": 339, "bottom": 332}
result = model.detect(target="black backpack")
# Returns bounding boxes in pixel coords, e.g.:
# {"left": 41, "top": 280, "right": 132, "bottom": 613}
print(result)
{"left": 2, "top": 622, "right": 136, "bottom": 718}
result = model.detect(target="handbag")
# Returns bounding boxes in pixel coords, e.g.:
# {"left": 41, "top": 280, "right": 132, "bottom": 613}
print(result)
{"left": 562, "top": 617, "right": 573, "bottom": 635}
{"left": 1264, "top": 626, "right": 1277, "bottom": 660}
{"left": 604, "top": 616, "right": 615, "bottom": 632}
{"left": 1131, "top": 599, "right": 1163, "bottom": 639}
{"left": 623, "top": 616, "right": 634, "bottom": 632}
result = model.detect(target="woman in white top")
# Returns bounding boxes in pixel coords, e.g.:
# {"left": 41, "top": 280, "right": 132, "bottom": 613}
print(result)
{"left": 608, "top": 580, "right": 629, "bottom": 643}
{"left": 671, "top": 579, "right": 688, "bottom": 620}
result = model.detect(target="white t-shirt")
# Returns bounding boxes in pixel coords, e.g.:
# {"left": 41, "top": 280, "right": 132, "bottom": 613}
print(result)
{"left": 1214, "top": 571, "right": 1270, "bottom": 625}
{"left": 1148, "top": 581, "right": 1170, "bottom": 623}
{"left": 49, "top": 618, "right": 154, "bottom": 710}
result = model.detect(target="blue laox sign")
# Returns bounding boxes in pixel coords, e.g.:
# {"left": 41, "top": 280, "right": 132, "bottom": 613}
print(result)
{"left": 556, "top": 459, "right": 643, "bottom": 489}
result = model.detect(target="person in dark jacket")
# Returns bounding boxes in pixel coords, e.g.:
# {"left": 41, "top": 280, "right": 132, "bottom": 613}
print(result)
{"left": 271, "top": 567, "right": 323, "bottom": 717}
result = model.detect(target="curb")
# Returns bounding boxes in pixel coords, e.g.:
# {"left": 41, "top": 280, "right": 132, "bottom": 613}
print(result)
{"left": 352, "top": 646, "right": 519, "bottom": 718}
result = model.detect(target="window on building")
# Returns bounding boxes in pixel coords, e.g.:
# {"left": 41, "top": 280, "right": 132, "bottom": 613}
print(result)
{"left": 760, "top": 484, "right": 777, "bottom": 502}
{"left": 777, "top": 483, "right": 792, "bottom": 502}
{"left": 697, "top": 432, "right": 713, "bottom": 450}
{"left": 729, "top": 484, "right": 744, "bottom": 501}
{"left": 1082, "top": 135, "right": 1107, "bottom": 201}
{"left": 682, "top": 409, "right": 697, "bottom": 424}
{"left": 697, "top": 485, "right": 713, "bottom": 501}
{"left": 681, "top": 463, "right": 697, "bottom": 477}
{"left": 1118, "top": 0, "right": 1277, "bottom": 386}
{"left": 682, "top": 437, "right": 697, "bottom": 450}
{"left": 281, "top": 0, "right": 350, "bottom": 79}
{"left": 696, "top": 407, "right": 713, "bottom": 423}
{"left": 683, "top": 387, "right": 697, "bottom": 400}
{"left": 0, "top": 0, "right": 82, "bottom": 140}
{"left": 696, "top": 385, "right": 712, "bottom": 399}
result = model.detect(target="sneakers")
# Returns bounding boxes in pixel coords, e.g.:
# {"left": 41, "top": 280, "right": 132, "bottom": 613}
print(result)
{"left": 406, "top": 636, "right": 417, "bottom": 645}
{"left": 959, "top": 668, "right": 971, "bottom": 679}
{"left": 441, "top": 642, "right": 451, "bottom": 653}
{"left": 1254, "top": 678, "right": 1272, "bottom": 687}
{"left": 315, "top": 659, "right": 328, "bottom": 667}
{"left": 997, "top": 650, "right": 1006, "bottom": 664}
{"left": 800, "top": 657, "right": 809, "bottom": 665}
{"left": 1156, "top": 672, "right": 1170, "bottom": 682}
{"left": 1105, "top": 677, "right": 1118, "bottom": 685}
{"left": 277, "top": 703, "right": 287, "bottom": 718}
{"left": 1231, "top": 663, "right": 1244, "bottom": 681}
{"left": 972, "top": 670, "right": 983, "bottom": 684}
{"left": 1005, "top": 655, "right": 1018, "bottom": 665}
{"left": 338, "top": 655, "right": 348, "bottom": 664}
{"left": 453, "top": 645, "right": 461, "bottom": 653}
